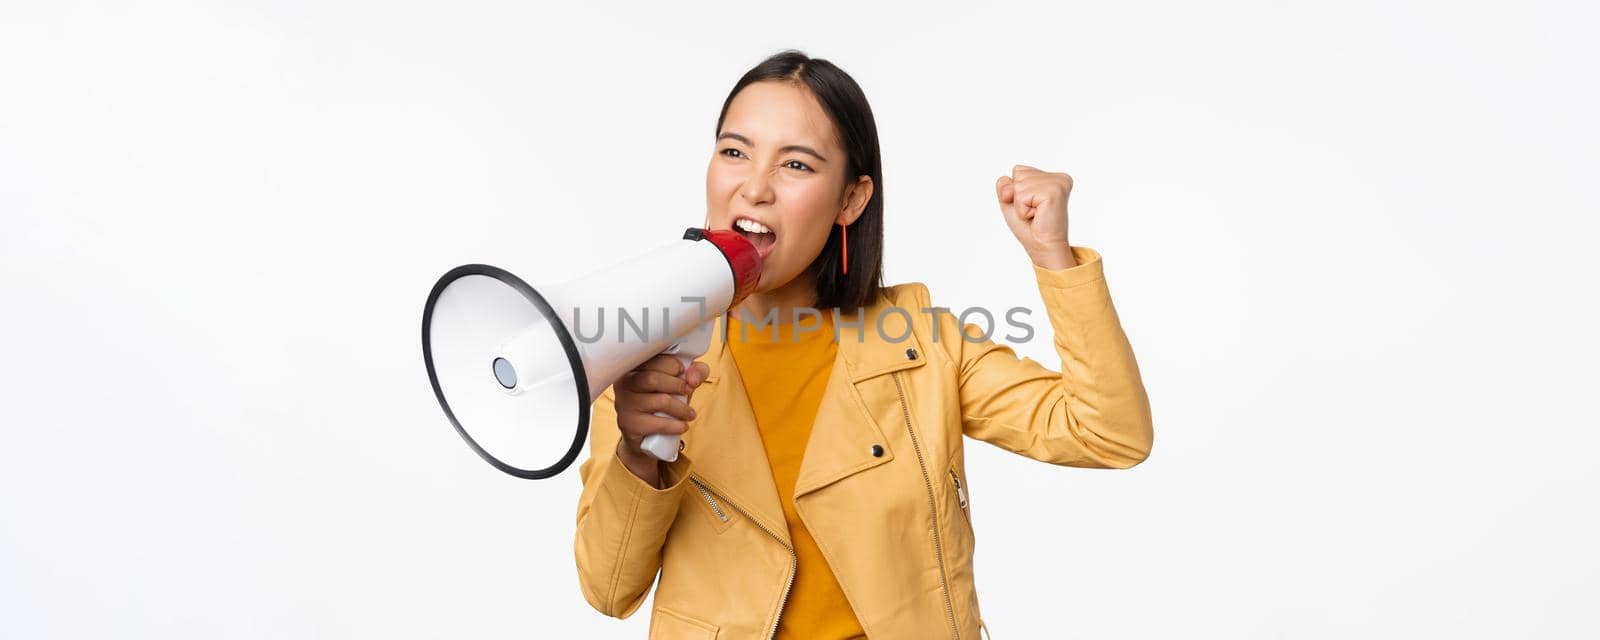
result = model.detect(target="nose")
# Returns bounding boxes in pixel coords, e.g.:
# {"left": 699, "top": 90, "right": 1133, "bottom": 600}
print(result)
{"left": 738, "top": 168, "right": 775, "bottom": 206}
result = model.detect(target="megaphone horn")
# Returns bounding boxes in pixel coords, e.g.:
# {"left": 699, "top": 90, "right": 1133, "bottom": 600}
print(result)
{"left": 422, "top": 227, "right": 763, "bottom": 479}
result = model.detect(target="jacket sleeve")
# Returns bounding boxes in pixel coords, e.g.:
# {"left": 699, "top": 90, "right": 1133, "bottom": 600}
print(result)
{"left": 930, "top": 245, "right": 1154, "bottom": 468}
{"left": 572, "top": 384, "right": 694, "bottom": 618}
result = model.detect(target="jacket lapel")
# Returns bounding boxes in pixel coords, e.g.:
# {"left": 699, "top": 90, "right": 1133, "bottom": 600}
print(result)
{"left": 794, "top": 297, "right": 926, "bottom": 499}
{"left": 684, "top": 316, "right": 791, "bottom": 543}
{"left": 687, "top": 293, "right": 930, "bottom": 528}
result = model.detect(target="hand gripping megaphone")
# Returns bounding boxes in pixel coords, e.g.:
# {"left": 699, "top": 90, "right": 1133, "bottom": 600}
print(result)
{"left": 422, "top": 227, "right": 762, "bottom": 479}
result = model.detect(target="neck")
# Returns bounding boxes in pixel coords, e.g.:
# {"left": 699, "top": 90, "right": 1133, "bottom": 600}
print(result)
{"left": 732, "top": 267, "right": 820, "bottom": 326}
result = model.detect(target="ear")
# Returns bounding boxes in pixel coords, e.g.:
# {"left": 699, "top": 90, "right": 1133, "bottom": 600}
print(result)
{"left": 836, "top": 175, "right": 874, "bottom": 226}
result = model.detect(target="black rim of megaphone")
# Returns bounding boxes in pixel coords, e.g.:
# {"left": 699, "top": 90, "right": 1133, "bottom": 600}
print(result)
{"left": 421, "top": 264, "right": 590, "bottom": 480}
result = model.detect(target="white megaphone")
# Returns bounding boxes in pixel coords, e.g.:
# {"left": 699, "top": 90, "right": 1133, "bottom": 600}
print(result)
{"left": 422, "top": 227, "right": 762, "bottom": 479}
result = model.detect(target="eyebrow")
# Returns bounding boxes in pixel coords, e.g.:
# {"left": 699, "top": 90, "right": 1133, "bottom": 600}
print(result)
{"left": 717, "top": 131, "right": 829, "bottom": 162}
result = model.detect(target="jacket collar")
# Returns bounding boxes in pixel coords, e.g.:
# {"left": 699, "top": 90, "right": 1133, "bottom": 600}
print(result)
{"left": 685, "top": 289, "right": 926, "bottom": 541}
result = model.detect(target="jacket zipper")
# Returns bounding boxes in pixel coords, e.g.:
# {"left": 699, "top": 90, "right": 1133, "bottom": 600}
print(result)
{"left": 949, "top": 469, "right": 969, "bottom": 516}
{"left": 692, "top": 480, "right": 729, "bottom": 522}
{"left": 688, "top": 474, "right": 796, "bottom": 639}
{"left": 893, "top": 371, "right": 960, "bottom": 640}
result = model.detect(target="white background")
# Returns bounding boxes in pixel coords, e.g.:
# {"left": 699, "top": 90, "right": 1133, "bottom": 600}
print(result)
{"left": 3, "top": 1, "right": 1597, "bottom": 638}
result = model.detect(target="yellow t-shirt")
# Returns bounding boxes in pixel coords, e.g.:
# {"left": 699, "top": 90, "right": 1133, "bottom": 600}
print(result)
{"left": 726, "top": 310, "right": 865, "bottom": 640}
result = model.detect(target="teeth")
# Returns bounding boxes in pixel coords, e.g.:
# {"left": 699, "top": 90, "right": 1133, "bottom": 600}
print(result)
{"left": 735, "top": 218, "right": 772, "bottom": 235}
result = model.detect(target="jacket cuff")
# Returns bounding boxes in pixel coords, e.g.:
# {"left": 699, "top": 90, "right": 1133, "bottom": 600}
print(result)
{"left": 1031, "top": 245, "right": 1105, "bottom": 291}
{"left": 1031, "top": 245, "right": 1121, "bottom": 353}
{"left": 600, "top": 446, "right": 694, "bottom": 505}
{"left": 577, "top": 449, "right": 694, "bottom": 618}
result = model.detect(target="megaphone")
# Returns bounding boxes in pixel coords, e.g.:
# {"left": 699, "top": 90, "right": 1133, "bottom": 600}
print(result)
{"left": 422, "top": 227, "right": 762, "bottom": 479}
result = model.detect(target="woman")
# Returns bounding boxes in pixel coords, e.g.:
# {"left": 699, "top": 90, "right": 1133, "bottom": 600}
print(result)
{"left": 573, "top": 50, "right": 1153, "bottom": 640}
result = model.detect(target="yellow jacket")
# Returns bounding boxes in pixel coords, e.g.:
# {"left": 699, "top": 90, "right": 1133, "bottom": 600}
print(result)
{"left": 574, "top": 246, "right": 1154, "bottom": 639}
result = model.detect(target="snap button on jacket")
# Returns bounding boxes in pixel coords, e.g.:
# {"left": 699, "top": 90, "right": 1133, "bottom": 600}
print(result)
{"left": 573, "top": 246, "right": 1154, "bottom": 639}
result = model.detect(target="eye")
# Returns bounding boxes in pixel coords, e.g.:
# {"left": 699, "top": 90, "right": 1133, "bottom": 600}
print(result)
{"left": 719, "top": 148, "right": 745, "bottom": 159}
{"left": 784, "top": 160, "right": 813, "bottom": 172}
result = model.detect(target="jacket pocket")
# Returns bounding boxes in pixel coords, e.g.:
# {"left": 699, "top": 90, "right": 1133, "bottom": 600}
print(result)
{"left": 948, "top": 467, "right": 970, "bottom": 524}
{"left": 689, "top": 477, "right": 735, "bottom": 534}
{"left": 947, "top": 447, "right": 973, "bottom": 531}
{"left": 650, "top": 605, "right": 719, "bottom": 639}
{"left": 946, "top": 448, "right": 982, "bottom": 634}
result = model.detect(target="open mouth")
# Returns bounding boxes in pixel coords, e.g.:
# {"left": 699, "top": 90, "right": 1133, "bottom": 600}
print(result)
{"left": 732, "top": 216, "right": 777, "bottom": 258}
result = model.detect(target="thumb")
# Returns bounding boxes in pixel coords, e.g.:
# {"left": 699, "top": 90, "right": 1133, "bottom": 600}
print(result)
{"left": 995, "top": 176, "right": 1015, "bottom": 205}
{"left": 995, "top": 176, "right": 1029, "bottom": 239}
{"left": 686, "top": 361, "right": 710, "bottom": 387}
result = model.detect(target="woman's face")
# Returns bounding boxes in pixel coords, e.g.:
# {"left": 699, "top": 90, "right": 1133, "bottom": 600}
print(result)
{"left": 705, "top": 80, "right": 870, "bottom": 294}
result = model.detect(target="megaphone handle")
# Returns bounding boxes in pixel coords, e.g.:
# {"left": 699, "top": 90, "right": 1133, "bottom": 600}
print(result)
{"left": 640, "top": 353, "right": 696, "bottom": 462}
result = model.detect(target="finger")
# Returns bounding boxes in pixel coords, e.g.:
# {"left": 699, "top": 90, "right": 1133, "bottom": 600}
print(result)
{"left": 623, "top": 370, "right": 691, "bottom": 395}
{"left": 619, "top": 413, "right": 690, "bottom": 437}
{"left": 1005, "top": 179, "right": 1028, "bottom": 219}
{"left": 1012, "top": 164, "right": 1042, "bottom": 180}
{"left": 997, "top": 187, "right": 1031, "bottom": 238}
{"left": 637, "top": 354, "right": 685, "bottom": 377}
{"left": 637, "top": 370, "right": 693, "bottom": 395}
{"left": 638, "top": 392, "right": 697, "bottom": 421}
{"left": 1057, "top": 171, "right": 1075, "bottom": 194}
{"left": 685, "top": 361, "right": 711, "bottom": 387}
{"left": 995, "top": 176, "right": 1014, "bottom": 205}
{"left": 617, "top": 391, "right": 695, "bottom": 421}
{"left": 1016, "top": 185, "right": 1042, "bottom": 220}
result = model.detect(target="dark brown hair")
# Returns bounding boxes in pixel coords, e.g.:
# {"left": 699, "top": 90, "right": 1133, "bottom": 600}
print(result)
{"left": 714, "top": 49, "right": 885, "bottom": 311}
